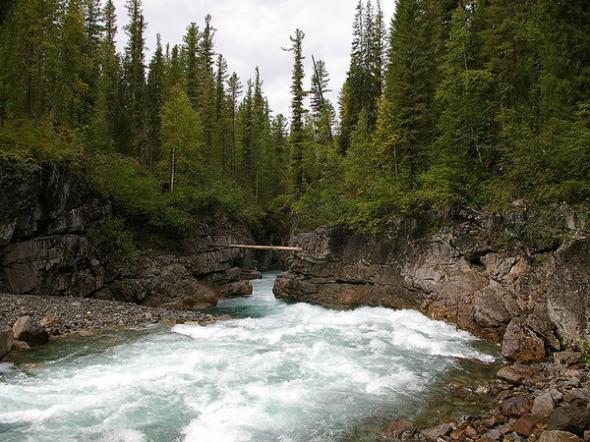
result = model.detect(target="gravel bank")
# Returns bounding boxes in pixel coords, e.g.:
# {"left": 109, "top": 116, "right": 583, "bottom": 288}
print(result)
{"left": 0, "top": 293, "right": 218, "bottom": 338}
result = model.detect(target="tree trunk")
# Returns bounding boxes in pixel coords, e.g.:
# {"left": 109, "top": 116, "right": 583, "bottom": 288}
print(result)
{"left": 170, "top": 147, "right": 176, "bottom": 192}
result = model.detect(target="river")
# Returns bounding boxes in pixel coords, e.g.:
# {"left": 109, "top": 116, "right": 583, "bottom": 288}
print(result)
{"left": 0, "top": 272, "right": 497, "bottom": 441}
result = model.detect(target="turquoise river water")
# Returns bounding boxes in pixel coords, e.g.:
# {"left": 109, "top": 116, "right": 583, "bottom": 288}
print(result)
{"left": 0, "top": 272, "right": 497, "bottom": 441}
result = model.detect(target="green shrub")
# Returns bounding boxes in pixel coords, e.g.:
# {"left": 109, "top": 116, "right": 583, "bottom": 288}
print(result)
{"left": 576, "top": 337, "right": 590, "bottom": 366}
{"left": 88, "top": 217, "right": 136, "bottom": 259}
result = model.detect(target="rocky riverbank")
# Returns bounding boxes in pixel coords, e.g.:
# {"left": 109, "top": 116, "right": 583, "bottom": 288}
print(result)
{"left": 388, "top": 353, "right": 590, "bottom": 441}
{"left": 0, "top": 292, "right": 221, "bottom": 360}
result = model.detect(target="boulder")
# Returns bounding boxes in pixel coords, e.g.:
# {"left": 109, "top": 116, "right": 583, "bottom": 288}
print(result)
{"left": 13, "top": 341, "right": 30, "bottom": 351}
{"left": 497, "top": 364, "right": 534, "bottom": 385}
{"left": 0, "top": 329, "right": 13, "bottom": 359}
{"left": 532, "top": 392, "right": 556, "bottom": 418}
{"left": 539, "top": 431, "right": 582, "bottom": 442}
{"left": 502, "top": 319, "right": 546, "bottom": 362}
{"left": 548, "top": 401, "right": 590, "bottom": 436}
{"left": 386, "top": 419, "right": 429, "bottom": 441}
{"left": 12, "top": 316, "right": 49, "bottom": 346}
{"left": 554, "top": 351, "right": 583, "bottom": 366}
{"left": 514, "top": 414, "right": 542, "bottom": 436}
{"left": 219, "top": 281, "right": 253, "bottom": 298}
{"left": 422, "top": 423, "right": 452, "bottom": 439}
{"left": 501, "top": 396, "right": 532, "bottom": 417}
{"left": 240, "top": 269, "right": 263, "bottom": 280}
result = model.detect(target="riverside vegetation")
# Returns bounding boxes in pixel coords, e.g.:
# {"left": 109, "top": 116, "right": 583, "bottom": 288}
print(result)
{"left": 1, "top": 0, "right": 590, "bottom": 441}
{"left": 0, "top": 0, "right": 589, "bottom": 235}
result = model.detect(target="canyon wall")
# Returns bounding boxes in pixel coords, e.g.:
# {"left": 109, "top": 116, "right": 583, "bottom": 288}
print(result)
{"left": 274, "top": 210, "right": 590, "bottom": 362}
{"left": 0, "top": 170, "right": 258, "bottom": 310}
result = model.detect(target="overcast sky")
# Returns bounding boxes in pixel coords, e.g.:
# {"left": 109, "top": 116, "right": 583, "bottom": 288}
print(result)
{"left": 113, "top": 0, "right": 396, "bottom": 118}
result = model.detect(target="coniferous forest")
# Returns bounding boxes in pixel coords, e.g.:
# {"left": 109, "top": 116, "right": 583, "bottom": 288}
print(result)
{"left": 1, "top": 0, "right": 590, "bottom": 235}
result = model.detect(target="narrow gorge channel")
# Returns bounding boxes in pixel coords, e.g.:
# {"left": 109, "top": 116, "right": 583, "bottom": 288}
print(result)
{"left": 0, "top": 272, "right": 498, "bottom": 442}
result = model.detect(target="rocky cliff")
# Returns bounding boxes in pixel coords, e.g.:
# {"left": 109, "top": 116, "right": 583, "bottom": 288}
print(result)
{"left": 274, "top": 209, "right": 590, "bottom": 362}
{"left": 0, "top": 169, "right": 258, "bottom": 310}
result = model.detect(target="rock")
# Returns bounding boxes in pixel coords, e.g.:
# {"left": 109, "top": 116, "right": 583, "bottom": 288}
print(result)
{"left": 501, "top": 396, "right": 532, "bottom": 417}
{"left": 539, "top": 430, "right": 582, "bottom": 442}
{"left": 554, "top": 351, "right": 583, "bottom": 366}
{"left": 514, "top": 414, "right": 542, "bottom": 436}
{"left": 422, "top": 423, "right": 452, "bottom": 439}
{"left": 502, "top": 319, "right": 546, "bottom": 362}
{"left": 484, "top": 429, "right": 502, "bottom": 440}
{"left": 547, "top": 401, "right": 590, "bottom": 436}
{"left": 12, "top": 316, "right": 49, "bottom": 346}
{"left": 0, "top": 329, "right": 13, "bottom": 359}
{"left": 219, "top": 281, "right": 253, "bottom": 298}
{"left": 497, "top": 365, "right": 534, "bottom": 385}
{"left": 273, "top": 210, "right": 590, "bottom": 353}
{"left": 240, "top": 269, "right": 263, "bottom": 280}
{"left": 549, "top": 388, "right": 564, "bottom": 403}
{"left": 533, "top": 392, "right": 556, "bottom": 418}
{"left": 13, "top": 340, "right": 30, "bottom": 351}
{"left": 565, "top": 390, "right": 588, "bottom": 403}
{"left": 386, "top": 419, "right": 429, "bottom": 441}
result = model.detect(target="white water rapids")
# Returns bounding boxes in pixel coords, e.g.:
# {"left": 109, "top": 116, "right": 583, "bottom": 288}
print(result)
{"left": 0, "top": 272, "right": 495, "bottom": 441}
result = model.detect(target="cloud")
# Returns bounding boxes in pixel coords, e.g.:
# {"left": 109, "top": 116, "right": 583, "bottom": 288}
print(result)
{"left": 113, "top": 0, "right": 395, "bottom": 118}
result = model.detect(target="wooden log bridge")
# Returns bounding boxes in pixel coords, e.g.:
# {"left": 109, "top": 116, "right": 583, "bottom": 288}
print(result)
{"left": 209, "top": 244, "right": 303, "bottom": 252}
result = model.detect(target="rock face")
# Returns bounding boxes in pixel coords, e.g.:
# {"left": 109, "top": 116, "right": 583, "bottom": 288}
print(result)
{"left": 274, "top": 212, "right": 590, "bottom": 360}
{"left": 0, "top": 169, "right": 258, "bottom": 311}
{"left": 0, "top": 328, "right": 13, "bottom": 359}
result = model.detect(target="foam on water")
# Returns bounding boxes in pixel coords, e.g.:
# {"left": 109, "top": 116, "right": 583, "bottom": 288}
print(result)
{"left": 0, "top": 272, "right": 494, "bottom": 441}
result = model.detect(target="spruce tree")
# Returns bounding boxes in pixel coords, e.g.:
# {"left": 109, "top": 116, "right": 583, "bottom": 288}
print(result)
{"left": 378, "top": 0, "right": 438, "bottom": 182}
{"left": 145, "top": 34, "right": 166, "bottom": 167}
{"left": 124, "top": 0, "right": 146, "bottom": 156}
{"left": 182, "top": 23, "right": 200, "bottom": 109}
{"left": 227, "top": 72, "right": 242, "bottom": 177}
{"left": 59, "top": 0, "right": 87, "bottom": 126}
{"left": 310, "top": 56, "right": 334, "bottom": 144}
{"left": 198, "top": 14, "right": 216, "bottom": 150}
{"left": 286, "top": 29, "right": 306, "bottom": 198}
{"left": 214, "top": 54, "right": 229, "bottom": 175}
